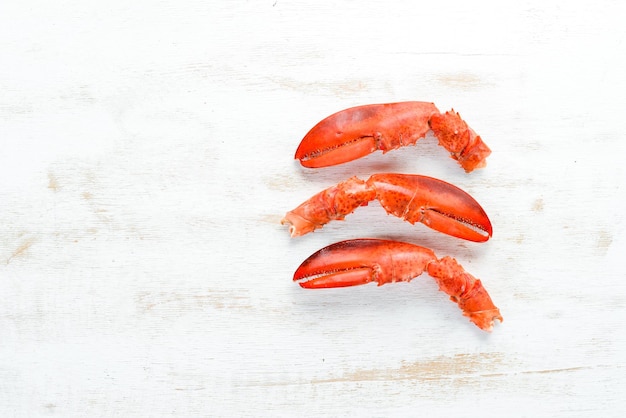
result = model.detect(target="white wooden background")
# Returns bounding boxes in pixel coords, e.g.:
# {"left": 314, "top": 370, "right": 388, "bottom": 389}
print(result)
{"left": 2, "top": 1, "right": 625, "bottom": 416}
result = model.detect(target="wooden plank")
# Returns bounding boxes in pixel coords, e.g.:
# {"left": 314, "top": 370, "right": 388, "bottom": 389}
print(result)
{"left": 1, "top": 0, "right": 625, "bottom": 416}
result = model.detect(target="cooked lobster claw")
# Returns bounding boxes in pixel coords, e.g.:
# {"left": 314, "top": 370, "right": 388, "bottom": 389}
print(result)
{"left": 295, "top": 101, "right": 491, "bottom": 172}
{"left": 294, "top": 239, "right": 502, "bottom": 331}
{"left": 281, "top": 173, "right": 492, "bottom": 242}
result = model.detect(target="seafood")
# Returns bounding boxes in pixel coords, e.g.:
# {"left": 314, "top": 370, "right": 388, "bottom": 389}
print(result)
{"left": 295, "top": 101, "right": 490, "bottom": 172}
{"left": 281, "top": 173, "right": 492, "bottom": 242}
{"left": 293, "top": 238, "right": 502, "bottom": 331}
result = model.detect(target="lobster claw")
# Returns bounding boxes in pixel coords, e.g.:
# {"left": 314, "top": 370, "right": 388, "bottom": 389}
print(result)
{"left": 294, "top": 239, "right": 435, "bottom": 288}
{"left": 369, "top": 173, "right": 492, "bottom": 242}
{"left": 294, "top": 102, "right": 491, "bottom": 172}
{"left": 295, "top": 102, "right": 435, "bottom": 168}
{"left": 281, "top": 174, "right": 492, "bottom": 242}
{"left": 294, "top": 239, "right": 502, "bottom": 331}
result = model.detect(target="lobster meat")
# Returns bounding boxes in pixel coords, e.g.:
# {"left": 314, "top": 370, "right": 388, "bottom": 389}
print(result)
{"left": 293, "top": 238, "right": 502, "bottom": 331}
{"left": 281, "top": 173, "right": 492, "bottom": 242}
{"left": 295, "top": 101, "right": 491, "bottom": 172}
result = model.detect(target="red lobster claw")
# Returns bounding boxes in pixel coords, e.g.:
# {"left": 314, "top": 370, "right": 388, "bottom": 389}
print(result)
{"left": 281, "top": 173, "right": 492, "bottom": 242}
{"left": 293, "top": 239, "right": 502, "bottom": 331}
{"left": 295, "top": 101, "right": 491, "bottom": 172}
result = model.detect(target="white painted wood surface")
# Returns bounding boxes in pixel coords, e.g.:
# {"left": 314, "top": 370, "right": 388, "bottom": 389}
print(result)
{"left": 2, "top": 1, "right": 625, "bottom": 416}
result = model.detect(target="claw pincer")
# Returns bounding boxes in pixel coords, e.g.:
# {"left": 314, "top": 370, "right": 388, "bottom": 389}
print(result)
{"left": 294, "top": 239, "right": 502, "bottom": 331}
{"left": 295, "top": 101, "right": 491, "bottom": 172}
{"left": 281, "top": 173, "right": 492, "bottom": 242}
